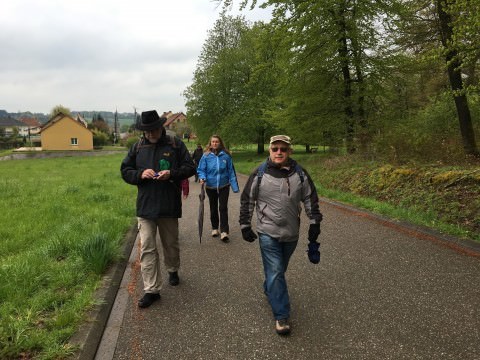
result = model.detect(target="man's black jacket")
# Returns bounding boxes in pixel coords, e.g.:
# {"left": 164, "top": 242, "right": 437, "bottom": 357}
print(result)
{"left": 121, "top": 133, "right": 195, "bottom": 219}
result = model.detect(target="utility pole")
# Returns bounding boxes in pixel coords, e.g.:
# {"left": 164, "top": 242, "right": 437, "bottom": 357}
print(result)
{"left": 114, "top": 109, "right": 119, "bottom": 145}
{"left": 133, "top": 106, "right": 138, "bottom": 135}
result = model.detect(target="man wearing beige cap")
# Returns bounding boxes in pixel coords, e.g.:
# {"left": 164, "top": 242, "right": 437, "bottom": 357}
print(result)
{"left": 239, "top": 135, "right": 322, "bottom": 335}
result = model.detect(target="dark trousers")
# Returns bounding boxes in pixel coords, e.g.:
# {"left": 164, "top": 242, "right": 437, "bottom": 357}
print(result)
{"left": 206, "top": 186, "right": 230, "bottom": 233}
{"left": 193, "top": 162, "right": 199, "bottom": 182}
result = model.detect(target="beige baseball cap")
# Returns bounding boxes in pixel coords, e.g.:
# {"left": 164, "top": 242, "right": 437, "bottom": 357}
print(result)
{"left": 269, "top": 135, "right": 291, "bottom": 145}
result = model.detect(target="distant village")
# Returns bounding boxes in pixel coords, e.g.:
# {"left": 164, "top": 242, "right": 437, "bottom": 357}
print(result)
{"left": 0, "top": 109, "right": 192, "bottom": 151}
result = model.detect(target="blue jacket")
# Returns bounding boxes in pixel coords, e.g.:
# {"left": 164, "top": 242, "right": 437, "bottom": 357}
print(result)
{"left": 197, "top": 150, "right": 239, "bottom": 193}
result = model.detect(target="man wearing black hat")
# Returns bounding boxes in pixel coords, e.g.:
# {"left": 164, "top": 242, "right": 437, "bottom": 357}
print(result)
{"left": 121, "top": 110, "right": 196, "bottom": 308}
{"left": 239, "top": 135, "right": 322, "bottom": 335}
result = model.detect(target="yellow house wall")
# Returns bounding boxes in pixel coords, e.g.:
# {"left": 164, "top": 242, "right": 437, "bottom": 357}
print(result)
{"left": 41, "top": 117, "right": 93, "bottom": 150}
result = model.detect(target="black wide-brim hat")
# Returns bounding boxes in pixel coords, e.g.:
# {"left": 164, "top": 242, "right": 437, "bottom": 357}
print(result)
{"left": 137, "top": 110, "right": 167, "bottom": 131}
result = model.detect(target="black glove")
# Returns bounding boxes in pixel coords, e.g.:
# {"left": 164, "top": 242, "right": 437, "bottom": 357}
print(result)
{"left": 307, "top": 242, "right": 320, "bottom": 264}
{"left": 241, "top": 227, "right": 257, "bottom": 242}
{"left": 308, "top": 223, "right": 321, "bottom": 242}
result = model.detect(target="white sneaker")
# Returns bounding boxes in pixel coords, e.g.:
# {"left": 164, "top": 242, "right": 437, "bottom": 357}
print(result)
{"left": 212, "top": 229, "right": 219, "bottom": 237}
{"left": 221, "top": 232, "right": 229, "bottom": 242}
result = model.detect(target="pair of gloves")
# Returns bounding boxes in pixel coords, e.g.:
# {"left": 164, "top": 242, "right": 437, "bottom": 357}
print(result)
{"left": 241, "top": 223, "right": 321, "bottom": 264}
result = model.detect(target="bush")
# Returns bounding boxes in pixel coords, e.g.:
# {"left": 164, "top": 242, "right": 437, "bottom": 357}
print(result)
{"left": 372, "top": 93, "right": 479, "bottom": 164}
{"left": 92, "top": 129, "right": 110, "bottom": 147}
{"left": 125, "top": 135, "right": 140, "bottom": 149}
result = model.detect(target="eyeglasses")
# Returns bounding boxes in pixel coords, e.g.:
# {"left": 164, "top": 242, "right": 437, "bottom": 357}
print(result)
{"left": 270, "top": 147, "right": 288, "bottom": 153}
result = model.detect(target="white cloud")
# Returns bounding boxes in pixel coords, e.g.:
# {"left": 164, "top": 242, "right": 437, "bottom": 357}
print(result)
{"left": 0, "top": 0, "right": 271, "bottom": 114}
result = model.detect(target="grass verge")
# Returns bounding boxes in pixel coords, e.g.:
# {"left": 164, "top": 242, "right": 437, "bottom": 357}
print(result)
{"left": 0, "top": 153, "right": 136, "bottom": 359}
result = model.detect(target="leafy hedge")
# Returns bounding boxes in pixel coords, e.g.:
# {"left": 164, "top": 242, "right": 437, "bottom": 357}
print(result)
{"left": 308, "top": 156, "right": 480, "bottom": 240}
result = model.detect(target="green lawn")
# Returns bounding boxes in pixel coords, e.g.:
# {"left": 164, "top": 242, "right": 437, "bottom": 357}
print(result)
{"left": 0, "top": 153, "right": 136, "bottom": 359}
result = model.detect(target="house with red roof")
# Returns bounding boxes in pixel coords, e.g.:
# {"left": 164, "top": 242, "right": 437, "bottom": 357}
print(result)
{"left": 19, "top": 117, "right": 42, "bottom": 136}
{"left": 159, "top": 111, "right": 192, "bottom": 139}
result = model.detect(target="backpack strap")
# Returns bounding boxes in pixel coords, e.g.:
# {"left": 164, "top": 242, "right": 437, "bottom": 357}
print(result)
{"left": 167, "top": 134, "right": 177, "bottom": 148}
{"left": 167, "top": 134, "right": 182, "bottom": 166}
{"left": 255, "top": 161, "right": 268, "bottom": 200}
{"left": 135, "top": 137, "right": 145, "bottom": 154}
{"left": 294, "top": 163, "right": 305, "bottom": 183}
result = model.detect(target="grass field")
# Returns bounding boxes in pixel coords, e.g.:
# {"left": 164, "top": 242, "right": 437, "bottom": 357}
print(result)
{"left": 0, "top": 153, "right": 136, "bottom": 359}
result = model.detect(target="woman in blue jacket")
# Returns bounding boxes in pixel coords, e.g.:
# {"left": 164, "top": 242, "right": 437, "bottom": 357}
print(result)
{"left": 197, "top": 135, "right": 239, "bottom": 243}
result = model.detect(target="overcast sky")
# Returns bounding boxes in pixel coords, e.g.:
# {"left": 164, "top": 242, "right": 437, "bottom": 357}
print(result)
{"left": 0, "top": 0, "right": 271, "bottom": 115}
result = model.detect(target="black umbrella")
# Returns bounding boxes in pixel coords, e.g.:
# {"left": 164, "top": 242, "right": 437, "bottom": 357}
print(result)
{"left": 198, "top": 183, "right": 205, "bottom": 243}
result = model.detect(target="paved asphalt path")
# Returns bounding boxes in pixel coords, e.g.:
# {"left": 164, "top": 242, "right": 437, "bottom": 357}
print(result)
{"left": 96, "top": 174, "right": 480, "bottom": 360}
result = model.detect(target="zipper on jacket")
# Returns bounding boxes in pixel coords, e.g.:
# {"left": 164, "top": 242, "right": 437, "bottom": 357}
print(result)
{"left": 216, "top": 155, "right": 220, "bottom": 192}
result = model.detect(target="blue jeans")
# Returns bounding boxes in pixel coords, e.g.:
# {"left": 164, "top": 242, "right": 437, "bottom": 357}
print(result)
{"left": 259, "top": 233, "right": 298, "bottom": 320}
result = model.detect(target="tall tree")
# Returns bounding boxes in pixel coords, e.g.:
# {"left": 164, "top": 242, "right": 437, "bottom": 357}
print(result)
{"left": 219, "top": 22, "right": 281, "bottom": 153}
{"left": 392, "top": 0, "right": 479, "bottom": 158}
{"left": 49, "top": 105, "right": 71, "bottom": 119}
{"left": 89, "top": 114, "right": 110, "bottom": 134}
{"left": 435, "top": 0, "right": 478, "bottom": 156}
{"left": 238, "top": 0, "right": 393, "bottom": 153}
{"left": 184, "top": 13, "right": 250, "bottom": 143}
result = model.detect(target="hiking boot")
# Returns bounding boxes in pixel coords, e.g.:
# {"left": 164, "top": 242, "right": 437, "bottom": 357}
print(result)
{"left": 221, "top": 232, "right": 229, "bottom": 243}
{"left": 212, "top": 229, "right": 219, "bottom": 237}
{"left": 138, "top": 293, "right": 160, "bottom": 308}
{"left": 275, "top": 319, "right": 291, "bottom": 335}
{"left": 168, "top": 271, "right": 180, "bottom": 286}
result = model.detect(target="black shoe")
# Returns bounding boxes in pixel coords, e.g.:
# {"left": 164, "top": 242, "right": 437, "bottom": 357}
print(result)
{"left": 275, "top": 319, "right": 291, "bottom": 335}
{"left": 138, "top": 293, "right": 160, "bottom": 308}
{"left": 169, "top": 271, "right": 180, "bottom": 286}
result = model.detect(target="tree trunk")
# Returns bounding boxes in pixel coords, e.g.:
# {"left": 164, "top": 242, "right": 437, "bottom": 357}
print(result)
{"left": 351, "top": 28, "right": 368, "bottom": 154}
{"left": 257, "top": 128, "right": 265, "bottom": 154}
{"left": 336, "top": 8, "right": 356, "bottom": 154}
{"left": 436, "top": 0, "right": 479, "bottom": 157}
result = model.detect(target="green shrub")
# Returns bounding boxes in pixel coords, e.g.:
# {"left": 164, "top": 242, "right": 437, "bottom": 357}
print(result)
{"left": 92, "top": 129, "right": 110, "bottom": 146}
{"left": 125, "top": 135, "right": 139, "bottom": 149}
{"left": 372, "top": 92, "right": 479, "bottom": 164}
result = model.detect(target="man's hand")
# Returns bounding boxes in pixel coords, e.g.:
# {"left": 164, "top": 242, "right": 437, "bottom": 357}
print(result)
{"left": 308, "top": 223, "right": 321, "bottom": 242}
{"left": 141, "top": 169, "right": 157, "bottom": 179}
{"left": 307, "top": 242, "right": 320, "bottom": 264}
{"left": 155, "top": 170, "right": 170, "bottom": 180}
{"left": 241, "top": 227, "right": 257, "bottom": 242}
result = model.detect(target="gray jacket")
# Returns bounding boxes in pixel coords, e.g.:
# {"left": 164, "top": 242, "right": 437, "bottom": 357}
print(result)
{"left": 239, "top": 158, "right": 322, "bottom": 242}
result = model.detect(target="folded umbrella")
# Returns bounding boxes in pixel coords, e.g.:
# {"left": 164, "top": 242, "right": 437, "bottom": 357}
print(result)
{"left": 198, "top": 183, "right": 205, "bottom": 243}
